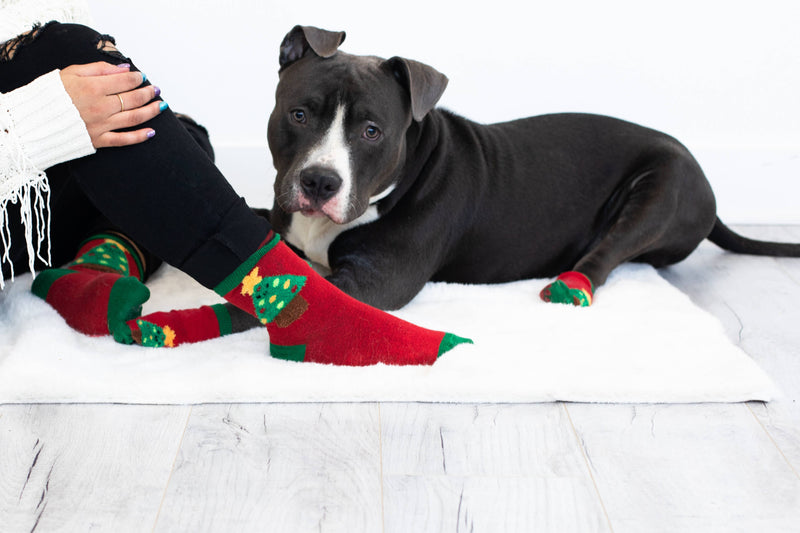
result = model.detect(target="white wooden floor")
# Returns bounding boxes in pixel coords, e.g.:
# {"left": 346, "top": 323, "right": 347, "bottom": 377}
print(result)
{"left": 2, "top": 225, "right": 799, "bottom": 533}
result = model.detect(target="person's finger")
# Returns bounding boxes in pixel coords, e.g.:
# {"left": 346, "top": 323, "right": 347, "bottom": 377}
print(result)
{"left": 115, "top": 85, "right": 161, "bottom": 114}
{"left": 99, "top": 70, "right": 147, "bottom": 97}
{"left": 64, "top": 61, "right": 131, "bottom": 77}
{"left": 109, "top": 99, "right": 166, "bottom": 130}
{"left": 95, "top": 127, "right": 156, "bottom": 149}
{"left": 102, "top": 84, "right": 159, "bottom": 120}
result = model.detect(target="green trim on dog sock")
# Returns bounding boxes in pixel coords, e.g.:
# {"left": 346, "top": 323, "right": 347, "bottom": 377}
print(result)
{"left": 540, "top": 271, "right": 594, "bottom": 307}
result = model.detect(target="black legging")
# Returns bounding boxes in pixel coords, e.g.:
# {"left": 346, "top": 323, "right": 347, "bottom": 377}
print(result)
{"left": 0, "top": 22, "right": 270, "bottom": 287}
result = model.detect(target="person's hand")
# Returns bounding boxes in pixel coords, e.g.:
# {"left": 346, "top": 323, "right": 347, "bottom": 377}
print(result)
{"left": 59, "top": 62, "right": 164, "bottom": 148}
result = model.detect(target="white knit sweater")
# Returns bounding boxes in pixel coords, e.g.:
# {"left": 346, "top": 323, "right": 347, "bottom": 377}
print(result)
{"left": 0, "top": 0, "right": 95, "bottom": 287}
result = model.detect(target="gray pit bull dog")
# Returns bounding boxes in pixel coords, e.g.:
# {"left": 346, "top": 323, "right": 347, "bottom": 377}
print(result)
{"left": 264, "top": 25, "right": 800, "bottom": 310}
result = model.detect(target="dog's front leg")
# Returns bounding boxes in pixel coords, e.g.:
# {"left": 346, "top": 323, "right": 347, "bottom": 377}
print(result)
{"left": 326, "top": 235, "right": 437, "bottom": 311}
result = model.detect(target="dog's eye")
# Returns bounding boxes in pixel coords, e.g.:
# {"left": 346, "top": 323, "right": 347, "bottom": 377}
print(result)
{"left": 363, "top": 125, "right": 382, "bottom": 141}
{"left": 290, "top": 109, "right": 307, "bottom": 124}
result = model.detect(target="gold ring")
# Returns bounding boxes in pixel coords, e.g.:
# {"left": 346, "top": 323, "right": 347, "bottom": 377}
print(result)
{"left": 117, "top": 93, "right": 125, "bottom": 113}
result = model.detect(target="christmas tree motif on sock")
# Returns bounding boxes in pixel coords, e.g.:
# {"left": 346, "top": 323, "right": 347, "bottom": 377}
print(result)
{"left": 244, "top": 269, "right": 308, "bottom": 326}
{"left": 133, "top": 319, "right": 175, "bottom": 347}
{"left": 31, "top": 233, "right": 150, "bottom": 336}
{"left": 113, "top": 234, "right": 472, "bottom": 361}
{"left": 540, "top": 271, "right": 594, "bottom": 307}
{"left": 72, "top": 240, "right": 132, "bottom": 275}
{"left": 213, "top": 233, "right": 472, "bottom": 366}
{"left": 118, "top": 303, "right": 257, "bottom": 347}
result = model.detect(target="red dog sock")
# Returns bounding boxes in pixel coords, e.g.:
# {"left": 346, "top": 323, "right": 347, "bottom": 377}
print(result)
{"left": 540, "top": 271, "right": 594, "bottom": 307}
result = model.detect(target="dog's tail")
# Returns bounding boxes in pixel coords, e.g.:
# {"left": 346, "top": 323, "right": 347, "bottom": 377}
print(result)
{"left": 708, "top": 217, "right": 800, "bottom": 257}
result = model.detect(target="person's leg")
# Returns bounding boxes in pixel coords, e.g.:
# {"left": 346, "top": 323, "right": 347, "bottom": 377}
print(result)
{"left": 29, "top": 113, "right": 210, "bottom": 338}
{"left": 30, "top": 231, "right": 152, "bottom": 335}
{"left": 4, "top": 23, "right": 471, "bottom": 364}
{"left": 0, "top": 22, "right": 270, "bottom": 285}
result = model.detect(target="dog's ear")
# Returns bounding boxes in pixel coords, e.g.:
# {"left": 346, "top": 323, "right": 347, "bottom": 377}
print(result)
{"left": 388, "top": 57, "right": 448, "bottom": 122}
{"left": 279, "top": 25, "right": 346, "bottom": 70}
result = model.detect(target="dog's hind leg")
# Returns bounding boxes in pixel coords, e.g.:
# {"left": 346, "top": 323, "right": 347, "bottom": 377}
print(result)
{"left": 541, "top": 155, "right": 716, "bottom": 306}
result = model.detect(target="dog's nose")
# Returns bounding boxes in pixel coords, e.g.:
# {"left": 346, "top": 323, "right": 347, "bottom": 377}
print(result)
{"left": 300, "top": 168, "right": 343, "bottom": 204}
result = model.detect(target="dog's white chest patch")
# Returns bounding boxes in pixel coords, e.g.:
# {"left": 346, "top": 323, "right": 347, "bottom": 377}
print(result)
{"left": 285, "top": 206, "right": 380, "bottom": 268}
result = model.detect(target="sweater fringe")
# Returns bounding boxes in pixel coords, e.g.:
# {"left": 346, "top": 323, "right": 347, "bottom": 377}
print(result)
{"left": 0, "top": 172, "right": 51, "bottom": 289}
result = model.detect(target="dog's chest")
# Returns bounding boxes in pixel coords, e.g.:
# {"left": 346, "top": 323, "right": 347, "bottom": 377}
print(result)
{"left": 284, "top": 206, "right": 381, "bottom": 268}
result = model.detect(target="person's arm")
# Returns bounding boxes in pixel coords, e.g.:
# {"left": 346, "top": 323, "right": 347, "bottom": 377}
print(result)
{"left": 1, "top": 62, "right": 162, "bottom": 177}
{"left": 1, "top": 69, "right": 95, "bottom": 175}
{"left": 1, "top": 63, "right": 163, "bottom": 285}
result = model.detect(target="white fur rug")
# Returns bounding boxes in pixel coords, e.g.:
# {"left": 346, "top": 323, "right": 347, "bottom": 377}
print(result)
{"left": 0, "top": 263, "right": 777, "bottom": 404}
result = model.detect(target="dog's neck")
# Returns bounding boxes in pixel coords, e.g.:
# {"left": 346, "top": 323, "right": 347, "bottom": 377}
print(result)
{"left": 374, "top": 111, "right": 444, "bottom": 214}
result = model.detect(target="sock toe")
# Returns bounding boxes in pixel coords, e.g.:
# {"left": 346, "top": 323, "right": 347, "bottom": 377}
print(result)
{"left": 540, "top": 280, "right": 592, "bottom": 306}
{"left": 437, "top": 333, "right": 474, "bottom": 358}
{"left": 540, "top": 279, "right": 572, "bottom": 304}
{"left": 107, "top": 277, "right": 151, "bottom": 334}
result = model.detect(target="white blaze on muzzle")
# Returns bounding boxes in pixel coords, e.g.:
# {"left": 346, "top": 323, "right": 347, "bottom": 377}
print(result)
{"left": 298, "top": 104, "right": 353, "bottom": 223}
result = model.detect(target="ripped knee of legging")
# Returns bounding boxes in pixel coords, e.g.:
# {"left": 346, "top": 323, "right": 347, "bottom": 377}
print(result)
{"left": 1, "top": 22, "right": 129, "bottom": 65}
{"left": 0, "top": 22, "right": 50, "bottom": 62}
{"left": 95, "top": 33, "right": 127, "bottom": 61}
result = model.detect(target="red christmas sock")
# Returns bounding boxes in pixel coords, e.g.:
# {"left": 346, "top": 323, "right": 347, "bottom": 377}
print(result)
{"left": 119, "top": 303, "right": 256, "bottom": 347}
{"left": 539, "top": 271, "right": 594, "bottom": 307}
{"left": 31, "top": 233, "right": 150, "bottom": 336}
{"left": 209, "top": 233, "right": 472, "bottom": 366}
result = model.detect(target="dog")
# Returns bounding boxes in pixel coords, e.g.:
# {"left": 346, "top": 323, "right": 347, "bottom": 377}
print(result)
{"left": 265, "top": 25, "right": 800, "bottom": 310}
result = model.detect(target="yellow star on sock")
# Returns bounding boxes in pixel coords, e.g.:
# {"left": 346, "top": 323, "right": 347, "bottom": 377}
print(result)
{"left": 240, "top": 267, "right": 263, "bottom": 296}
{"left": 163, "top": 326, "right": 176, "bottom": 348}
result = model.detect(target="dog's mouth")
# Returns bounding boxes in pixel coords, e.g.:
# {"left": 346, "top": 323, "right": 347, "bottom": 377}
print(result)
{"left": 286, "top": 193, "right": 352, "bottom": 225}
{"left": 298, "top": 207, "right": 328, "bottom": 218}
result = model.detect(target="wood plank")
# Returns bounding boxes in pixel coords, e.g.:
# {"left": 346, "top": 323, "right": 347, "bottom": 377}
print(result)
{"left": 566, "top": 402, "right": 800, "bottom": 533}
{"left": 0, "top": 404, "right": 189, "bottom": 532}
{"left": 381, "top": 403, "right": 611, "bottom": 533}
{"left": 661, "top": 225, "right": 800, "bottom": 477}
{"left": 154, "top": 403, "right": 382, "bottom": 533}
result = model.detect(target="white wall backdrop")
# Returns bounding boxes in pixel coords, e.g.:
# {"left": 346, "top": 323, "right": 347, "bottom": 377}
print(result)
{"left": 88, "top": 0, "right": 799, "bottom": 223}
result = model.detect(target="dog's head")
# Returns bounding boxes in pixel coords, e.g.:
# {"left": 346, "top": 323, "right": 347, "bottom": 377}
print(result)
{"left": 267, "top": 25, "right": 448, "bottom": 225}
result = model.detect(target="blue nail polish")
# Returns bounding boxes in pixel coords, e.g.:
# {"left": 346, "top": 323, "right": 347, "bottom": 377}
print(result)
{"left": 146, "top": 130, "right": 156, "bottom": 139}
{"left": 142, "top": 72, "right": 147, "bottom": 83}
{"left": 159, "top": 101, "right": 169, "bottom": 111}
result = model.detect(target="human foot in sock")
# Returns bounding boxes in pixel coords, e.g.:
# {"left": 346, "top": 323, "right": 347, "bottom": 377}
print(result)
{"left": 540, "top": 271, "right": 594, "bottom": 307}
{"left": 118, "top": 233, "right": 471, "bottom": 365}
{"left": 116, "top": 302, "right": 256, "bottom": 347}
{"left": 31, "top": 233, "right": 150, "bottom": 336}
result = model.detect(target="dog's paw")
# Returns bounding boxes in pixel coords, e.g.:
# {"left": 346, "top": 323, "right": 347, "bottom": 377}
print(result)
{"left": 539, "top": 271, "right": 593, "bottom": 307}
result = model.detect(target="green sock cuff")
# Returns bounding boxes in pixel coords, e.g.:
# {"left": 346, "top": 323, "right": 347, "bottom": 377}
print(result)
{"left": 30, "top": 268, "right": 74, "bottom": 300}
{"left": 438, "top": 333, "right": 473, "bottom": 358}
{"left": 213, "top": 233, "right": 280, "bottom": 296}
{"left": 210, "top": 303, "right": 233, "bottom": 336}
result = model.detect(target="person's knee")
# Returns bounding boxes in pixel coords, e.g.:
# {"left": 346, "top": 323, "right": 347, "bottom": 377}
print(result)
{"left": 1, "top": 22, "right": 128, "bottom": 66}
{"left": 42, "top": 23, "right": 126, "bottom": 59}
{"left": 0, "top": 23, "right": 48, "bottom": 62}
